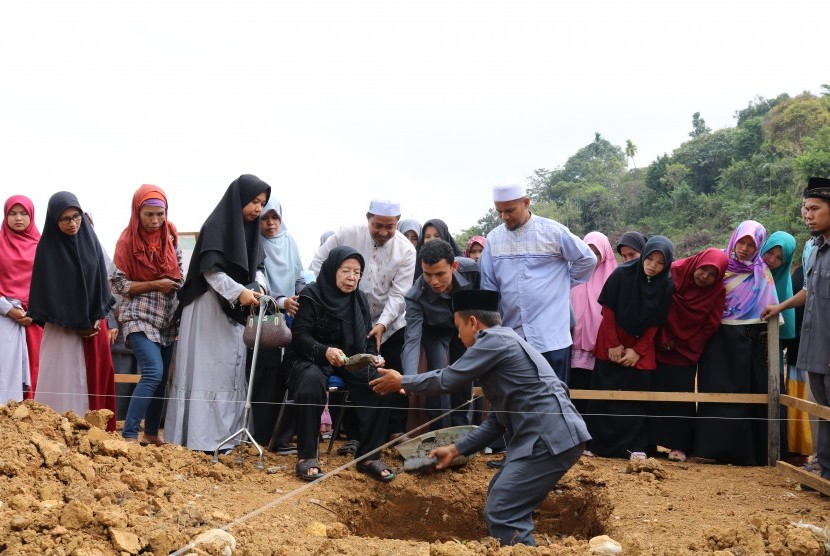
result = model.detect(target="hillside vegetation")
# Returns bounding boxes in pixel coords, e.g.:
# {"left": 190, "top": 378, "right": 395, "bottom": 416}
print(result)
{"left": 458, "top": 85, "right": 830, "bottom": 259}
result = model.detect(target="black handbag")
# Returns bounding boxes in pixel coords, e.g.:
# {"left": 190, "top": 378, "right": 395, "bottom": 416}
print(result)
{"left": 243, "top": 296, "right": 292, "bottom": 350}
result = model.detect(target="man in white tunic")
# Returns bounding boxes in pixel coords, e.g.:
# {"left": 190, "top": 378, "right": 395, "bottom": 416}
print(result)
{"left": 480, "top": 184, "right": 596, "bottom": 384}
{"left": 310, "top": 199, "right": 416, "bottom": 436}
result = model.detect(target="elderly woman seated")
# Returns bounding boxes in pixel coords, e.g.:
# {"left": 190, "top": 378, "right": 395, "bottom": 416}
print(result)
{"left": 285, "top": 246, "right": 395, "bottom": 482}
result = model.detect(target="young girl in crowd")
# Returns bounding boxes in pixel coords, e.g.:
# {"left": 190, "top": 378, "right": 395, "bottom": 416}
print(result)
{"left": 652, "top": 248, "right": 728, "bottom": 462}
{"left": 29, "top": 192, "right": 117, "bottom": 430}
{"left": 615, "top": 231, "right": 647, "bottom": 262}
{"left": 694, "top": 220, "right": 779, "bottom": 465}
{"left": 464, "top": 235, "right": 486, "bottom": 263}
{"left": 252, "top": 197, "right": 303, "bottom": 450}
{"left": 0, "top": 196, "right": 40, "bottom": 402}
{"left": 110, "top": 185, "right": 184, "bottom": 445}
{"left": 165, "top": 175, "right": 271, "bottom": 452}
{"left": 397, "top": 219, "right": 421, "bottom": 250}
{"left": 569, "top": 232, "right": 617, "bottom": 413}
{"left": 586, "top": 236, "right": 675, "bottom": 459}
{"left": 761, "top": 231, "right": 798, "bottom": 456}
{"left": 415, "top": 219, "right": 463, "bottom": 278}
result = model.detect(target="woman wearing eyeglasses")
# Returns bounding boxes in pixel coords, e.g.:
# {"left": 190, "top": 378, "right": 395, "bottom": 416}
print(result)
{"left": 28, "top": 192, "right": 117, "bottom": 428}
{"left": 287, "top": 246, "right": 395, "bottom": 483}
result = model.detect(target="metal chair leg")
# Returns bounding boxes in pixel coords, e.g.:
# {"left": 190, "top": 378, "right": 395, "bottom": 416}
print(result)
{"left": 326, "top": 389, "right": 351, "bottom": 454}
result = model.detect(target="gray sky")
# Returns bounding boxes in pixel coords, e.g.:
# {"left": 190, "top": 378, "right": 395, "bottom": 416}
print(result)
{"left": 1, "top": 0, "right": 826, "bottom": 263}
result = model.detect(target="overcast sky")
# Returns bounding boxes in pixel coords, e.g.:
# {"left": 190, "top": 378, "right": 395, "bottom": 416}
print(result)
{"left": 1, "top": 0, "right": 826, "bottom": 263}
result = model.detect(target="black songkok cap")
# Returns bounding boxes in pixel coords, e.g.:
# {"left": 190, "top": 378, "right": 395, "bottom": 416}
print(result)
{"left": 452, "top": 289, "right": 500, "bottom": 313}
{"left": 804, "top": 177, "right": 830, "bottom": 201}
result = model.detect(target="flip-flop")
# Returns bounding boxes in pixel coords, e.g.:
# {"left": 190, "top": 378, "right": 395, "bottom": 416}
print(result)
{"left": 296, "top": 459, "right": 325, "bottom": 482}
{"left": 337, "top": 439, "right": 360, "bottom": 456}
{"left": 357, "top": 459, "right": 396, "bottom": 482}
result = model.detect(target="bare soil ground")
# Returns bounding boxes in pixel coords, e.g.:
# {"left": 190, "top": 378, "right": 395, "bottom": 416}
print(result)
{"left": 1, "top": 400, "right": 829, "bottom": 555}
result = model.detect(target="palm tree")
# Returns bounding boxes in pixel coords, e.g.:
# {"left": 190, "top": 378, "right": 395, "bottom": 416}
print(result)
{"left": 625, "top": 139, "right": 638, "bottom": 169}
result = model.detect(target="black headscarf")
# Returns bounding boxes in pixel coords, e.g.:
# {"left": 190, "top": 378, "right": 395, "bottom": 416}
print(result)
{"left": 415, "top": 219, "right": 463, "bottom": 278}
{"left": 598, "top": 235, "right": 675, "bottom": 337}
{"left": 27, "top": 192, "right": 115, "bottom": 329}
{"left": 616, "top": 231, "right": 647, "bottom": 257}
{"left": 300, "top": 246, "right": 371, "bottom": 355}
{"left": 177, "top": 174, "right": 271, "bottom": 324}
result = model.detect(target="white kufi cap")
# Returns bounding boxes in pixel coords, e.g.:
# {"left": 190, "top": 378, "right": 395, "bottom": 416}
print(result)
{"left": 368, "top": 198, "right": 401, "bottom": 216}
{"left": 492, "top": 183, "right": 527, "bottom": 202}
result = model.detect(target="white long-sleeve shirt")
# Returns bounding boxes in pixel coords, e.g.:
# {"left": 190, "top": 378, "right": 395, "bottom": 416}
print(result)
{"left": 309, "top": 224, "right": 416, "bottom": 342}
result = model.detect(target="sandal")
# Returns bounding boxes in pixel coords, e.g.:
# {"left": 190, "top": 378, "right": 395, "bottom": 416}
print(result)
{"left": 668, "top": 450, "right": 687, "bottom": 462}
{"left": 296, "top": 459, "right": 325, "bottom": 482}
{"left": 337, "top": 439, "right": 360, "bottom": 456}
{"left": 270, "top": 443, "right": 298, "bottom": 456}
{"left": 357, "top": 459, "right": 396, "bottom": 482}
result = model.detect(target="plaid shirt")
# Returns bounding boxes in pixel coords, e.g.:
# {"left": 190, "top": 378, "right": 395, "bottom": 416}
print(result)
{"left": 109, "top": 246, "right": 184, "bottom": 347}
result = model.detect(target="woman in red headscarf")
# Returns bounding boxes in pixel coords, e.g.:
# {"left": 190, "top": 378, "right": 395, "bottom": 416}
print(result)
{"left": 0, "top": 196, "right": 42, "bottom": 402}
{"left": 651, "top": 248, "right": 728, "bottom": 462}
{"left": 111, "top": 184, "right": 183, "bottom": 444}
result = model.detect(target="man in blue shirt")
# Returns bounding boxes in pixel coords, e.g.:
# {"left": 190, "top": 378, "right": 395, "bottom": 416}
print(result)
{"left": 480, "top": 184, "right": 596, "bottom": 382}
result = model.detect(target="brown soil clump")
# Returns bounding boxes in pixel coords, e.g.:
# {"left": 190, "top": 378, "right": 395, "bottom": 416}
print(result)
{"left": 1, "top": 399, "right": 829, "bottom": 555}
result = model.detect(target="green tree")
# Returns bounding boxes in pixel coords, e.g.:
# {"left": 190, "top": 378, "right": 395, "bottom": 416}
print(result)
{"left": 689, "top": 112, "right": 711, "bottom": 137}
{"left": 672, "top": 129, "right": 735, "bottom": 194}
{"left": 660, "top": 163, "right": 691, "bottom": 191}
{"left": 765, "top": 93, "right": 830, "bottom": 156}
{"left": 731, "top": 116, "right": 765, "bottom": 161}
{"left": 734, "top": 94, "right": 789, "bottom": 125}
{"left": 625, "top": 139, "right": 638, "bottom": 168}
{"left": 645, "top": 154, "right": 671, "bottom": 194}
{"left": 794, "top": 126, "right": 830, "bottom": 181}
{"left": 534, "top": 134, "right": 626, "bottom": 202}
{"left": 455, "top": 208, "right": 501, "bottom": 247}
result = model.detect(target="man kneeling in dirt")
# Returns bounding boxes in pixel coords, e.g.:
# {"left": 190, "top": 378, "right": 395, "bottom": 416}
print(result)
{"left": 371, "top": 289, "right": 590, "bottom": 546}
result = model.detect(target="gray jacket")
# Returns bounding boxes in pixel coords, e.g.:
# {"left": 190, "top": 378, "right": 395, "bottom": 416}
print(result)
{"left": 401, "top": 257, "right": 480, "bottom": 375}
{"left": 401, "top": 326, "right": 591, "bottom": 459}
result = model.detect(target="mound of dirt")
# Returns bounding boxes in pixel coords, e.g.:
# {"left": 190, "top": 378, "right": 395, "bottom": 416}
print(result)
{"left": 1, "top": 399, "right": 829, "bottom": 555}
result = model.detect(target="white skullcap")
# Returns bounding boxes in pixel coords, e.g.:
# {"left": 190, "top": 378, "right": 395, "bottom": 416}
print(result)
{"left": 368, "top": 198, "right": 401, "bottom": 216}
{"left": 492, "top": 184, "right": 527, "bottom": 202}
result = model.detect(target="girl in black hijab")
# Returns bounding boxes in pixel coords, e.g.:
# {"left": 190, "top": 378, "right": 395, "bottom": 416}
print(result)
{"left": 165, "top": 175, "right": 271, "bottom": 452}
{"left": 414, "top": 219, "right": 463, "bottom": 278}
{"left": 30, "top": 192, "right": 117, "bottom": 428}
{"left": 616, "top": 231, "right": 647, "bottom": 263}
{"left": 288, "top": 246, "right": 395, "bottom": 482}
{"left": 586, "top": 236, "right": 675, "bottom": 460}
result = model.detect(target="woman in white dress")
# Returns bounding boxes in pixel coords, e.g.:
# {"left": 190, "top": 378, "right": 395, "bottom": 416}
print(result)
{"left": 28, "top": 192, "right": 116, "bottom": 420}
{"left": 0, "top": 195, "right": 40, "bottom": 403}
{"left": 165, "top": 175, "right": 271, "bottom": 452}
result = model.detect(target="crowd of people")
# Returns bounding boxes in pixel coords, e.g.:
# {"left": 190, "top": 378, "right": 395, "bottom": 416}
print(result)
{"left": 2, "top": 174, "right": 829, "bottom": 545}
